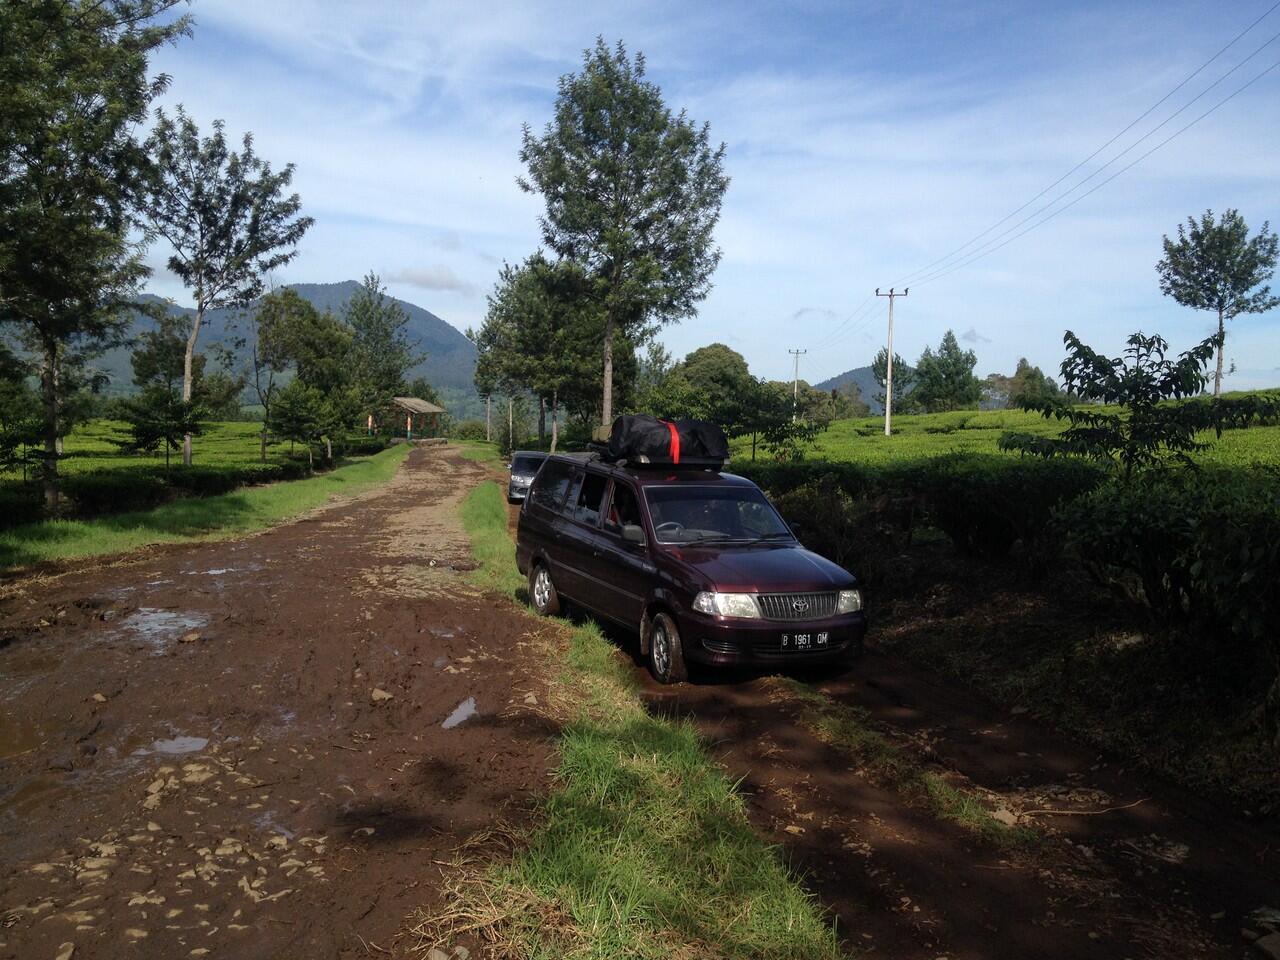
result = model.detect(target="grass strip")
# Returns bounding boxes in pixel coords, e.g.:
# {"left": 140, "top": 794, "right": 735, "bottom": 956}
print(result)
{"left": 456, "top": 439, "right": 504, "bottom": 465}
{"left": 0, "top": 446, "right": 409, "bottom": 570}
{"left": 779, "top": 678, "right": 1036, "bottom": 849}
{"left": 425, "top": 481, "right": 844, "bottom": 959}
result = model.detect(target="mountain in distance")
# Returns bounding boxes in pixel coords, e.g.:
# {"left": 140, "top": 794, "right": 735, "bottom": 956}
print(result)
{"left": 814, "top": 365, "right": 914, "bottom": 416}
{"left": 96, "top": 280, "right": 479, "bottom": 413}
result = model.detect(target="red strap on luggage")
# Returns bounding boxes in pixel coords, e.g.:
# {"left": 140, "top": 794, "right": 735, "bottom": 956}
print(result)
{"left": 664, "top": 420, "right": 681, "bottom": 464}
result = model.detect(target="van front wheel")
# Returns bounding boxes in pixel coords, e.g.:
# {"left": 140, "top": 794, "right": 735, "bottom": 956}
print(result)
{"left": 647, "top": 612, "right": 687, "bottom": 684}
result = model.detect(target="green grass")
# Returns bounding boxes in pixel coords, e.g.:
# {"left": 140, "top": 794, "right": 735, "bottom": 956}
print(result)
{"left": 0, "top": 445, "right": 408, "bottom": 569}
{"left": 780, "top": 679, "right": 1036, "bottom": 849}
{"left": 730, "top": 405, "right": 1280, "bottom": 469}
{"left": 436, "top": 481, "right": 844, "bottom": 959}
{"left": 455, "top": 439, "right": 504, "bottom": 465}
{"left": 3, "top": 420, "right": 286, "bottom": 480}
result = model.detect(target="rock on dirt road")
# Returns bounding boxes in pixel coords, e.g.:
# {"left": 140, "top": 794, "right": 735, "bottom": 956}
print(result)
{"left": 0, "top": 446, "right": 552, "bottom": 959}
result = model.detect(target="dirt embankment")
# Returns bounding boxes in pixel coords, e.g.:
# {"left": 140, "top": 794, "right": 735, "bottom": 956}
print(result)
{"left": 635, "top": 647, "right": 1280, "bottom": 960}
{"left": 0, "top": 445, "right": 551, "bottom": 960}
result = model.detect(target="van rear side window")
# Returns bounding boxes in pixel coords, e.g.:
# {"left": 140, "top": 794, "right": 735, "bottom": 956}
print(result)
{"left": 575, "top": 472, "right": 609, "bottom": 525}
{"left": 528, "top": 459, "right": 574, "bottom": 511}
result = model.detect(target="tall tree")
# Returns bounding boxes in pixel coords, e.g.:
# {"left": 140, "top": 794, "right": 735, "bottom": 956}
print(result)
{"left": 346, "top": 274, "right": 420, "bottom": 415}
{"left": 871, "top": 348, "right": 915, "bottom": 411}
{"left": 913, "top": 330, "right": 982, "bottom": 412}
{"left": 677, "top": 342, "right": 755, "bottom": 436}
{"left": 1156, "top": 209, "right": 1278, "bottom": 397}
{"left": 519, "top": 38, "right": 729, "bottom": 425}
{"left": 0, "top": 0, "right": 189, "bottom": 510}
{"left": 141, "top": 106, "right": 313, "bottom": 466}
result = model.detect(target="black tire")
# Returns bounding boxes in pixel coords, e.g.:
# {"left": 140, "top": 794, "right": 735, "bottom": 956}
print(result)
{"left": 647, "top": 611, "right": 688, "bottom": 684}
{"left": 528, "top": 562, "right": 561, "bottom": 617}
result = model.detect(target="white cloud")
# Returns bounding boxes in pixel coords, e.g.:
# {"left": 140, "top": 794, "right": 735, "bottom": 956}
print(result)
{"left": 384, "top": 265, "right": 479, "bottom": 297}
{"left": 145, "top": 0, "right": 1280, "bottom": 386}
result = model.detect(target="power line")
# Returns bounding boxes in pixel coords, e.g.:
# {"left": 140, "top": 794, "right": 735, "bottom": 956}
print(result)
{"left": 910, "top": 53, "right": 1280, "bottom": 289}
{"left": 899, "top": 26, "right": 1280, "bottom": 288}
{"left": 891, "top": 0, "right": 1280, "bottom": 289}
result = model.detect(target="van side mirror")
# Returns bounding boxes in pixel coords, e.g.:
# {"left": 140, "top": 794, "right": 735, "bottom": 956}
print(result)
{"left": 622, "top": 524, "right": 645, "bottom": 545}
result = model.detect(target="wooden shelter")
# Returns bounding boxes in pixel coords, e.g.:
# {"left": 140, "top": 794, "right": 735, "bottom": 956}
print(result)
{"left": 375, "top": 396, "right": 445, "bottom": 440}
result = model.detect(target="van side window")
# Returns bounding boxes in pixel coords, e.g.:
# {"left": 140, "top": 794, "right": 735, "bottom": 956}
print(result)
{"left": 529, "top": 459, "right": 573, "bottom": 511}
{"left": 575, "top": 472, "right": 609, "bottom": 526}
{"left": 603, "top": 482, "right": 641, "bottom": 533}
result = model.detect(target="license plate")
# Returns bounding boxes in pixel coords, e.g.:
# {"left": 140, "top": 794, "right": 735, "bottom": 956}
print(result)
{"left": 780, "top": 631, "right": 830, "bottom": 650}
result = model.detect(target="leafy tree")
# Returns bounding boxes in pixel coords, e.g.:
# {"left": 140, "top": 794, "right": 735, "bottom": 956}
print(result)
{"left": 833, "top": 381, "right": 871, "bottom": 418}
{"left": 749, "top": 380, "right": 828, "bottom": 462}
{"left": 346, "top": 273, "right": 420, "bottom": 414}
{"left": 474, "top": 254, "right": 613, "bottom": 448}
{"left": 244, "top": 289, "right": 296, "bottom": 460}
{"left": 115, "top": 314, "right": 207, "bottom": 466}
{"left": 519, "top": 38, "right": 729, "bottom": 425}
{"left": 0, "top": 0, "right": 189, "bottom": 510}
{"left": 871, "top": 348, "right": 915, "bottom": 412}
{"left": 115, "top": 384, "right": 202, "bottom": 468}
{"left": 268, "top": 379, "right": 324, "bottom": 468}
{"left": 913, "top": 330, "right": 982, "bottom": 412}
{"left": 1001, "top": 330, "right": 1277, "bottom": 478}
{"left": 677, "top": 343, "right": 754, "bottom": 436}
{"left": 1006, "top": 357, "right": 1060, "bottom": 408}
{"left": 1157, "top": 209, "right": 1279, "bottom": 397}
{"left": 199, "top": 370, "right": 246, "bottom": 420}
{"left": 0, "top": 346, "right": 40, "bottom": 478}
{"left": 141, "top": 106, "right": 313, "bottom": 466}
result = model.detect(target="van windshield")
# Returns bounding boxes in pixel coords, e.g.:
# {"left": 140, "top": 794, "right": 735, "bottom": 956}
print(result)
{"left": 643, "top": 486, "right": 792, "bottom": 544}
{"left": 511, "top": 454, "right": 546, "bottom": 475}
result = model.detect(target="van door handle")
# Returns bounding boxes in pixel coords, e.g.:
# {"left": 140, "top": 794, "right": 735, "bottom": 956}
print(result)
{"left": 592, "top": 550, "right": 603, "bottom": 559}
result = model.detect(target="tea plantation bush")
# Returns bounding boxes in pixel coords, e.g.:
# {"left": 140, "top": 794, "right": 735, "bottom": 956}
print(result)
{"left": 734, "top": 454, "right": 1106, "bottom": 561}
{"left": 1058, "top": 469, "right": 1280, "bottom": 711}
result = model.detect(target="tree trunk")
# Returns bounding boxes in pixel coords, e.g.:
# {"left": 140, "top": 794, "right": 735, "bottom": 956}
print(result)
{"left": 550, "top": 390, "right": 559, "bottom": 453}
{"left": 307, "top": 444, "right": 313, "bottom": 470}
{"left": 485, "top": 396, "right": 491, "bottom": 442}
{"left": 538, "top": 396, "right": 546, "bottom": 449}
{"left": 325, "top": 437, "right": 332, "bottom": 461}
{"left": 601, "top": 312, "right": 615, "bottom": 426}
{"left": 1213, "top": 308, "right": 1225, "bottom": 397}
{"left": 182, "top": 304, "right": 203, "bottom": 466}
{"left": 508, "top": 398, "right": 513, "bottom": 451}
{"left": 260, "top": 421, "right": 268, "bottom": 463}
{"left": 751, "top": 432, "right": 757, "bottom": 461}
{"left": 38, "top": 339, "right": 59, "bottom": 513}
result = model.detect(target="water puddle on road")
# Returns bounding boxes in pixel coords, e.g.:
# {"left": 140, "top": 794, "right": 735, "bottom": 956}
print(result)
{"left": 0, "top": 714, "right": 47, "bottom": 760}
{"left": 133, "top": 735, "right": 209, "bottom": 757}
{"left": 116, "top": 608, "right": 208, "bottom": 650}
{"left": 442, "top": 697, "right": 477, "bottom": 729}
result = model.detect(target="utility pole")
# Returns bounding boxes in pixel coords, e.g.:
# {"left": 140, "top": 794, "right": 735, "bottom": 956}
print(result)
{"left": 875, "top": 287, "right": 908, "bottom": 437}
{"left": 788, "top": 348, "right": 807, "bottom": 421}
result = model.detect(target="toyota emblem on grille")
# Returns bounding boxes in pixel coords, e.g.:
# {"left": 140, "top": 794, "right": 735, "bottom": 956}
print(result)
{"left": 791, "top": 598, "right": 810, "bottom": 613}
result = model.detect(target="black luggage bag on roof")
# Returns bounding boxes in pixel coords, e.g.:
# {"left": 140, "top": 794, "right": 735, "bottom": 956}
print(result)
{"left": 606, "top": 415, "right": 728, "bottom": 468}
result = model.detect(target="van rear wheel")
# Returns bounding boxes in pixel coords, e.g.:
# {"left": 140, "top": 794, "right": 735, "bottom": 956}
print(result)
{"left": 647, "top": 612, "right": 687, "bottom": 684}
{"left": 529, "top": 562, "right": 560, "bottom": 617}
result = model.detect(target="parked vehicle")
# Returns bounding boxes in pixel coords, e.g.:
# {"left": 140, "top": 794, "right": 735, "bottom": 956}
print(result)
{"left": 515, "top": 443, "right": 867, "bottom": 684}
{"left": 507, "top": 451, "right": 548, "bottom": 503}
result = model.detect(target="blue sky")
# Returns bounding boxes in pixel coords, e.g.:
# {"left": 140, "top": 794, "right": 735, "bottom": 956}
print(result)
{"left": 146, "top": 0, "right": 1280, "bottom": 389}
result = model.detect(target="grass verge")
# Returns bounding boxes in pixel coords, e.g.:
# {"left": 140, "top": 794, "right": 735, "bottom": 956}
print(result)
{"left": 456, "top": 439, "right": 504, "bottom": 465}
{"left": 418, "top": 482, "right": 843, "bottom": 959}
{"left": 0, "top": 446, "right": 409, "bottom": 570}
{"left": 778, "top": 678, "right": 1037, "bottom": 849}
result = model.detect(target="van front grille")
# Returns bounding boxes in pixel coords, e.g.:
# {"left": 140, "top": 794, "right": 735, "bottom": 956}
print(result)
{"left": 755, "top": 592, "right": 838, "bottom": 621}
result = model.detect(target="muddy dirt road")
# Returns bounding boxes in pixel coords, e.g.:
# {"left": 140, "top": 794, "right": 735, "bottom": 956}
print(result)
{"left": 636, "top": 648, "right": 1280, "bottom": 959}
{"left": 0, "top": 446, "right": 551, "bottom": 959}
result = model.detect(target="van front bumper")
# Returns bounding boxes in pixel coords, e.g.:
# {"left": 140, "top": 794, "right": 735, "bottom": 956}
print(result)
{"left": 677, "top": 610, "right": 867, "bottom": 666}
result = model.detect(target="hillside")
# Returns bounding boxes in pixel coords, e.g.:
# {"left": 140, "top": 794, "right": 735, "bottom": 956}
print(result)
{"left": 814, "top": 364, "right": 915, "bottom": 415}
{"left": 96, "top": 280, "right": 478, "bottom": 410}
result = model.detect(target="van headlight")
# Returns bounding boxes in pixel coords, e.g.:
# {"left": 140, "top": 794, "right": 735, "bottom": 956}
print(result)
{"left": 837, "top": 589, "right": 863, "bottom": 614}
{"left": 692, "top": 592, "right": 760, "bottom": 619}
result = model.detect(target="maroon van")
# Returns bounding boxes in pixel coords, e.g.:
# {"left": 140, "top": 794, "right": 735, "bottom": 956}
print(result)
{"left": 515, "top": 453, "right": 866, "bottom": 683}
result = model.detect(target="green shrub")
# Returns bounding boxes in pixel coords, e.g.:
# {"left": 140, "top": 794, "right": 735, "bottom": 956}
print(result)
{"left": 736, "top": 455, "right": 1104, "bottom": 561}
{"left": 450, "top": 419, "right": 488, "bottom": 441}
{"left": 913, "top": 455, "right": 1104, "bottom": 559}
